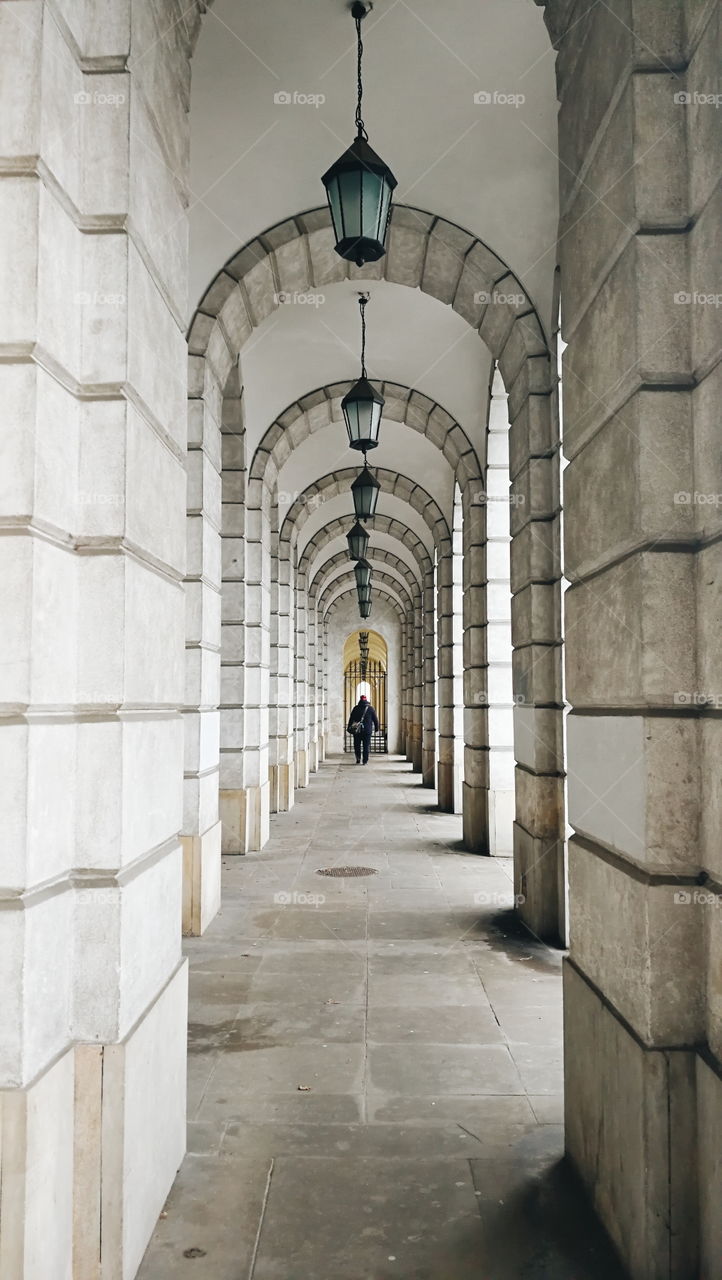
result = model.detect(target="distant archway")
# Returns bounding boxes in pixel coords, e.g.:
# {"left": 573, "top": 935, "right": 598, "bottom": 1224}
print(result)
{"left": 344, "top": 630, "right": 389, "bottom": 755}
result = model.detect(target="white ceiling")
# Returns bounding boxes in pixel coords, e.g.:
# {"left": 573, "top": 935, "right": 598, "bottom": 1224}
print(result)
{"left": 191, "top": 0, "right": 557, "bottom": 576}
{"left": 190, "top": 0, "right": 558, "bottom": 324}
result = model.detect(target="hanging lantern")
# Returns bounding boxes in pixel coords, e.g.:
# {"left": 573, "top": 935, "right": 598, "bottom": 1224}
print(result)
{"left": 359, "top": 599, "right": 372, "bottom": 619}
{"left": 357, "top": 582, "right": 372, "bottom": 607}
{"left": 342, "top": 294, "right": 384, "bottom": 453}
{"left": 354, "top": 558, "right": 372, "bottom": 591}
{"left": 321, "top": 2, "right": 397, "bottom": 267}
{"left": 347, "top": 520, "right": 370, "bottom": 561}
{"left": 351, "top": 464, "right": 380, "bottom": 522}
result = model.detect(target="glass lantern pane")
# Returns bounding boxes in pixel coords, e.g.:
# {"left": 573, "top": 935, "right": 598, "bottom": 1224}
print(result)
{"left": 338, "top": 170, "right": 363, "bottom": 240}
{"left": 360, "top": 170, "right": 384, "bottom": 243}
{"left": 376, "top": 180, "right": 393, "bottom": 243}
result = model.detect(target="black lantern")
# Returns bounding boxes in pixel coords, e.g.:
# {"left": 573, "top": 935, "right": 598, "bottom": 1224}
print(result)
{"left": 321, "top": 3, "right": 397, "bottom": 267}
{"left": 354, "top": 558, "right": 372, "bottom": 591}
{"left": 359, "top": 599, "right": 372, "bottom": 619}
{"left": 347, "top": 520, "right": 370, "bottom": 561}
{"left": 351, "top": 464, "right": 380, "bottom": 522}
{"left": 357, "top": 582, "right": 372, "bottom": 607}
{"left": 342, "top": 294, "right": 384, "bottom": 453}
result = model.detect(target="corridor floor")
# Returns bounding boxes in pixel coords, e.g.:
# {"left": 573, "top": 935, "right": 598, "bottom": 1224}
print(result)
{"left": 139, "top": 756, "right": 626, "bottom": 1280}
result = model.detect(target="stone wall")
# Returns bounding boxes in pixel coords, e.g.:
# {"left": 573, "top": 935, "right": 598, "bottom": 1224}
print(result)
{"left": 0, "top": 0, "right": 206, "bottom": 1273}
{"left": 541, "top": 0, "right": 722, "bottom": 1273}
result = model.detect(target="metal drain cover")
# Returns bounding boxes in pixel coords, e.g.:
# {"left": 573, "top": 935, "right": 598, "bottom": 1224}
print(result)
{"left": 317, "top": 866, "right": 378, "bottom": 878}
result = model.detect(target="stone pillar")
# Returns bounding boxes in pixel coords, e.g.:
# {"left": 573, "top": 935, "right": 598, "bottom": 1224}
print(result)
{"left": 542, "top": 0, "right": 720, "bottom": 1272}
{"left": 422, "top": 568, "right": 437, "bottom": 787}
{"left": 294, "top": 569, "right": 310, "bottom": 787}
{"left": 436, "top": 545, "right": 456, "bottom": 810}
{"left": 321, "top": 617, "right": 329, "bottom": 759}
{"left": 462, "top": 495, "right": 490, "bottom": 852}
{"left": 272, "top": 546, "right": 295, "bottom": 810}
{"left": 485, "top": 370, "right": 515, "bottom": 854}
{"left": 411, "top": 597, "right": 424, "bottom": 772}
{"left": 0, "top": 1, "right": 198, "bottom": 1271}
{"left": 307, "top": 603, "right": 319, "bottom": 772}
{"left": 182, "top": 352, "right": 226, "bottom": 930}
{"left": 404, "top": 617, "right": 415, "bottom": 765}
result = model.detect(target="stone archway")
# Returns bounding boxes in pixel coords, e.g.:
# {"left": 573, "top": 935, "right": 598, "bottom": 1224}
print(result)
{"left": 187, "top": 205, "right": 565, "bottom": 941}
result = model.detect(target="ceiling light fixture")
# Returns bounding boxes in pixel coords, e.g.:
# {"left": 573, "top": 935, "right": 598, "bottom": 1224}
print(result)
{"left": 342, "top": 293, "right": 384, "bottom": 454}
{"left": 321, "top": 2, "right": 397, "bottom": 267}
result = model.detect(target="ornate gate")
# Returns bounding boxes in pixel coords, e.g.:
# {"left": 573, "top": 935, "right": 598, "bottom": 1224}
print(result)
{"left": 344, "top": 657, "right": 388, "bottom": 753}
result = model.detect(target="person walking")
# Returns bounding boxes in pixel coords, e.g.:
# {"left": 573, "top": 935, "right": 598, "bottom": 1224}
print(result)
{"left": 347, "top": 694, "right": 379, "bottom": 765}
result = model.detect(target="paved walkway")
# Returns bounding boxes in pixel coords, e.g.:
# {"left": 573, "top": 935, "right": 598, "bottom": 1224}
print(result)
{"left": 139, "top": 756, "right": 626, "bottom": 1280}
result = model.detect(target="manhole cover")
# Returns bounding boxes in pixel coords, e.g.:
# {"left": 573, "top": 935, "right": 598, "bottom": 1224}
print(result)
{"left": 317, "top": 866, "right": 378, "bottom": 878}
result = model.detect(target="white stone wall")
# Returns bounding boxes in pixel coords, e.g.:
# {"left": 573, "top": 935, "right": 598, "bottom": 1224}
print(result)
{"left": 0, "top": 0, "right": 203, "bottom": 1272}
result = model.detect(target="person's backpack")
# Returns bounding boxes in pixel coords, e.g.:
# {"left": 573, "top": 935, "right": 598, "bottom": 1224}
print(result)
{"left": 350, "top": 704, "right": 370, "bottom": 735}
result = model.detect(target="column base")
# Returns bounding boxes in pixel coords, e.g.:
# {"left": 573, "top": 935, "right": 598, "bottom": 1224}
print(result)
{"left": 181, "top": 820, "right": 222, "bottom": 936}
{"left": 277, "top": 761, "right": 295, "bottom": 812}
{"left": 309, "top": 739, "right": 319, "bottom": 773}
{"left": 295, "top": 749, "right": 309, "bottom": 789}
{"left": 0, "top": 964, "right": 188, "bottom": 1280}
{"left": 462, "top": 781, "right": 489, "bottom": 853}
{"left": 513, "top": 820, "right": 564, "bottom": 944}
{"left": 220, "top": 785, "right": 270, "bottom": 854}
{"left": 488, "top": 787, "right": 515, "bottom": 855}
{"left": 269, "top": 764, "right": 279, "bottom": 815}
{"left": 422, "top": 748, "right": 436, "bottom": 788}
{"left": 437, "top": 761, "right": 455, "bottom": 812}
{"left": 564, "top": 960, "right": 699, "bottom": 1280}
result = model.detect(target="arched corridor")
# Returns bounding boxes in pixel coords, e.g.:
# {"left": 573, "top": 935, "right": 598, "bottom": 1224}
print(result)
{"left": 1, "top": 0, "right": 720, "bottom": 1277}
{"left": 139, "top": 755, "right": 623, "bottom": 1280}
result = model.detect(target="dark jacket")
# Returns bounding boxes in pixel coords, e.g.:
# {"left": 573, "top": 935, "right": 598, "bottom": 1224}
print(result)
{"left": 347, "top": 701, "right": 379, "bottom": 737}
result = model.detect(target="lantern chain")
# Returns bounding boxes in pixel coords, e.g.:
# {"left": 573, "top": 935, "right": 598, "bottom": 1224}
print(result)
{"left": 354, "top": 4, "right": 369, "bottom": 141}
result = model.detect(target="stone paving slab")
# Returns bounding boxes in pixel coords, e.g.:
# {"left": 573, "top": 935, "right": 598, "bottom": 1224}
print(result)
{"left": 139, "top": 756, "right": 627, "bottom": 1280}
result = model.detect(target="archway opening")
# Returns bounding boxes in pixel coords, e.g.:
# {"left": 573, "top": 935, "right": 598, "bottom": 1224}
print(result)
{"left": 343, "top": 630, "right": 389, "bottom": 755}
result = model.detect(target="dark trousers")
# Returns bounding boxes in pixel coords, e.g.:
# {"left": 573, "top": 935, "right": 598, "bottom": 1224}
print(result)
{"left": 355, "top": 733, "right": 371, "bottom": 764}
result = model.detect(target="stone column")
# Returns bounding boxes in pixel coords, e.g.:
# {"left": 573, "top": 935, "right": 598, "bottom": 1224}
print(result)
{"left": 218, "top": 402, "right": 246, "bottom": 852}
{"left": 436, "top": 545, "right": 456, "bottom": 810}
{"left": 0, "top": 1, "right": 199, "bottom": 1272}
{"left": 294, "top": 568, "right": 310, "bottom": 787}
{"left": 404, "top": 617, "right": 415, "bottom": 765}
{"left": 411, "top": 596, "right": 424, "bottom": 772}
{"left": 462, "top": 495, "right": 490, "bottom": 852}
{"left": 307, "top": 603, "right": 319, "bottom": 772}
{"left": 272, "top": 545, "right": 295, "bottom": 810}
{"left": 542, "top": 0, "right": 720, "bottom": 1273}
{"left": 422, "top": 568, "right": 437, "bottom": 787}
{"left": 182, "top": 351, "right": 227, "bottom": 927}
{"left": 485, "top": 370, "right": 515, "bottom": 854}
